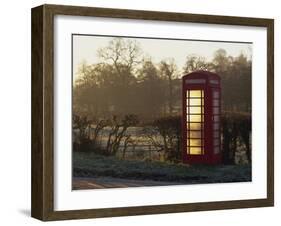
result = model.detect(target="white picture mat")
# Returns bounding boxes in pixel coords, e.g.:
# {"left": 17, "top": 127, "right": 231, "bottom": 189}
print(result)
{"left": 54, "top": 15, "right": 267, "bottom": 211}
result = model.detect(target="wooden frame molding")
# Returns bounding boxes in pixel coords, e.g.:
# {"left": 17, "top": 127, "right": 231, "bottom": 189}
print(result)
{"left": 31, "top": 4, "right": 274, "bottom": 221}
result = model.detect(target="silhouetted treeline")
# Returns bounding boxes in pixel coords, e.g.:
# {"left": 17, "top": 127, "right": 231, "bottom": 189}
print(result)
{"left": 74, "top": 38, "right": 251, "bottom": 123}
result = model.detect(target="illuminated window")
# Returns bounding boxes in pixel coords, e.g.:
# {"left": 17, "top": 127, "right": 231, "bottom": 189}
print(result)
{"left": 190, "top": 147, "right": 203, "bottom": 155}
{"left": 189, "top": 114, "right": 203, "bottom": 122}
{"left": 190, "top": 139, "right": 202, "bottom": 146}
{"left": 190, "top": 90, "right": 203, "bottom": 98}
{"left": 189, "top": 131, "right": 202, "bottom": 138}
{"left": 186, "top": 89, "right": 204, "bottom": 155}
{"left": 189, "top": 98, "right": 203, "bottom": 106}
{"left": 188, "top": 122, "right": 202, "bottom": 130}
{"left": 189, "top": 106, "right": 202, "bottom": 114}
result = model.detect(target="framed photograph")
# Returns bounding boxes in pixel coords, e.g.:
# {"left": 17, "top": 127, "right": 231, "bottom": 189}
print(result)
{"left": 31, "top": 4, "right": 274, "bottom": 221}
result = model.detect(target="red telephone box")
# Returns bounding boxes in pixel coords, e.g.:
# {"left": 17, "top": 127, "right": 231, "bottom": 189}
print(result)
{"left": 182, "top": 71, "right": 222, "bottom": 164}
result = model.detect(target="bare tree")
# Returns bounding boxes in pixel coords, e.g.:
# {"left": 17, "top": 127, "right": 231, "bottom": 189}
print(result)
{"left": 97, "top": 38, "right": 142, "bottom": 74}
{"left": 91, "top": 119, "right": 107, "bottom": 147}
{"left": 121, "top": 135, "right": 135, "bottom": 159}
{"left": 106, "top": 115, "right": 139, "bottom": 156}
{"left": 143, "top": 116, "right": 182, "bottom": 162}
{"left": 183, "top": 54, "right": 212, "bottom": 73}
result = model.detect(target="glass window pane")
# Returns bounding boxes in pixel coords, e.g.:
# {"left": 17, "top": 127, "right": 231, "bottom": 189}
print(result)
{"left": 188, "top": 122, "right": 202, "bottom": 130}
{"left": 213, "top": 107, "right": 219, "bottom": 114}
{"left": 190, "top": 90, "right": 202, "bottom": 98}
{"left": 187, "top": 106, "right": 202, "bottom": 113}
{"left": 213, "top": 99, "right": 219, "bottom": 106}
{"left": 189, "top": 131, "right": 201, "bottom": 138}
{"left": 189, "top": 106, "right": 201, "bottom": 114}
{"left": 213, "top": 115, "right": 220, "bottom": 122}
{"left": 190, "top": 147, "right": 203, "bottom": 155}
{"left": 213, "top": 123, "right": 219, "bottom": 130}
{"left": 214, "top": 146, "right": 220, "bottom": 154}
{"left": 190, "top": 139, "right": 202, "bottom": 146}
{"left": 213, "top": 91, "right": 219, "bottom": 98}
{"left": 189, "top": 114, "right": 203, "bottom": 122}
{"left": 189, "top": 98, "right": 201, "bottom": 106}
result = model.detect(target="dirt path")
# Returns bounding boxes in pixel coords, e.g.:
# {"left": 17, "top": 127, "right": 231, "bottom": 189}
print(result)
{"left": 73, "top": 177, "right": 180, "bottom": 190}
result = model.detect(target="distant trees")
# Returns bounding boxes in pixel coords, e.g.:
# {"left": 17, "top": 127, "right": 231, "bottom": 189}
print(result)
{"left": 74, "top": 39, "right": 252, "bottom": 122}
{"left": 212, "top": 49, "right": 252, "bottom": 112}
{"left": 73, "top": 38, "right": 252, "bottom": 163}
{"left": 98, "top": 38, "right": 142, "bottom": 74}
{"left": 74, "top": 39, "right": 182, "bottom": 121}
{"left": 183, "top": 55, "right": 212, "bottom": 73}
{"left": 159, "top": 58, "right": 179, "bottom": 115}
{"left": 137, "top": 58, "right": 165, "bottom": 118}
{"left": 181, "top": 50, "right": 252, "bottom": 113}
{"left": 212, "top": 49, "right": 229, "bottom": 72}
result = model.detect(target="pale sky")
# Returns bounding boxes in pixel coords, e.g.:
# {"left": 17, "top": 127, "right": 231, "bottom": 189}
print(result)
{"left": 73, "top": 35, "right": 252, "bottom": 81}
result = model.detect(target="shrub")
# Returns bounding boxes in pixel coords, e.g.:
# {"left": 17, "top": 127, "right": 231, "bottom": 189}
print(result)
{"left": 221, "top": 111, "right": 251, "bottom": 164}
{"left": 144, "top": 115, "right": 182, "bottom": 163}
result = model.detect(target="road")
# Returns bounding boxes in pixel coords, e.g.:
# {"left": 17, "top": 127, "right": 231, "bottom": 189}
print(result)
{"left": 73, "top": 177, "right": 180, "bottom": 190}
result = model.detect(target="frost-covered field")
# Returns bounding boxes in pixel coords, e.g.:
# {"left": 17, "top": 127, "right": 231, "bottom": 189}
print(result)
{"left": 73, "top": 152, "right": 251, "bottom": 189}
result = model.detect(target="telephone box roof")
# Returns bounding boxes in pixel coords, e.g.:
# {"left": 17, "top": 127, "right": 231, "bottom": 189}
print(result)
{"left": 182, "top": 70, "right": 220, "bottom": 81}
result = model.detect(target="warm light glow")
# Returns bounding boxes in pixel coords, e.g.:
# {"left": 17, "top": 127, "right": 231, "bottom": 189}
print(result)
{"left": 189, "top": 114, "right": 203, "bottom": 122}
{"left": 188, "top": 122, "right": 201, "bottom": 130}
{"left": 189, "top": 131, "right": 201, "bottom": 138}
{"left": 187, "top": 89, "right": 204, "bottom": 155}
{"left": 190, "top": 90, "right": 203, "bottom": 98}
{"left": 190, "top": 139, "right": 202, "bottom": 146}
{"left": 190, "top": 147, "right": 203, "bottom": 155}
{"left": 189, "top": 106, "right": 201, "bottom": 114}
{"left": 189, "top": 98, "right": 203, "bottom": 106}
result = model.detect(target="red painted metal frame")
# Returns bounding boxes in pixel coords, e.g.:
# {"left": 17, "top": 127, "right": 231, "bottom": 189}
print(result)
{"left": 182, "top": 71, "right": 222, "bottom": 164}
